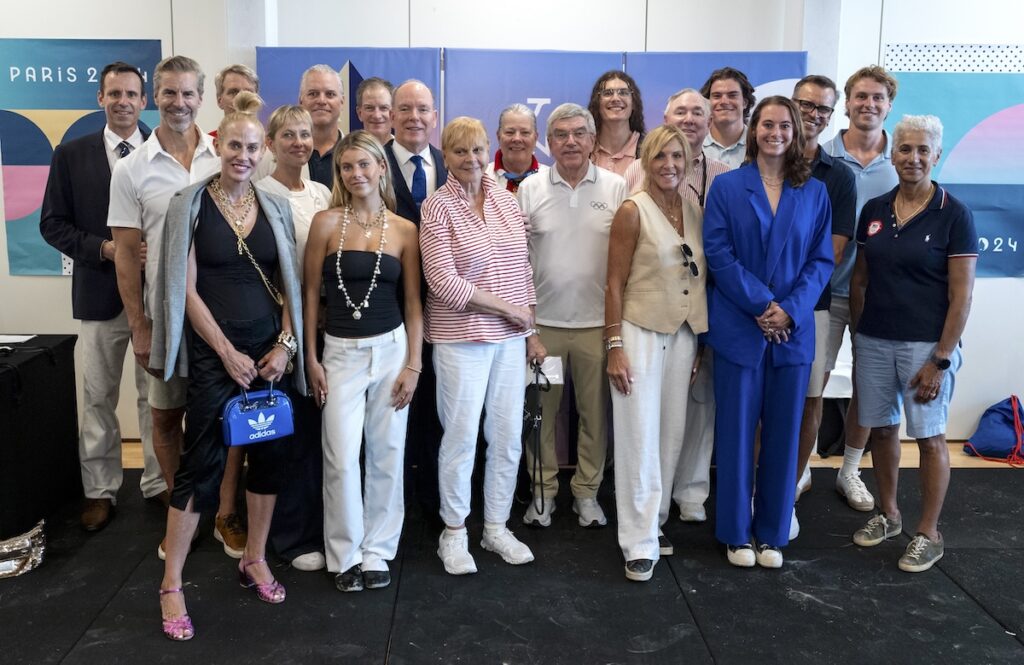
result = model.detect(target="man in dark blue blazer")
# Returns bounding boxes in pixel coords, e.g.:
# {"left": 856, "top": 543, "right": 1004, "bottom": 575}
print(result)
{"left": 39, "top": 62, "right": 165, "bottom": 532}
{"left": 383, "top": 80, "right": 448, "bottom": 520}
{"left": 703, "top": 100, "right": 833, "bottom": 567}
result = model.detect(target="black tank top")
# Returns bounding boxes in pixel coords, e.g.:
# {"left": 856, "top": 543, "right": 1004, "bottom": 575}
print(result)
{"left": 194, "top": 190, "right": 279, "bottom": 322}
{"left": 323, "top": 251, "right": 402, "bottom": 337}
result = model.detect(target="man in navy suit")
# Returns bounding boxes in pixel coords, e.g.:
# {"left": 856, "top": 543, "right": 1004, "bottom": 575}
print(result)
{"left": 384, "top": 79, "right": 448, "bottom": 519}
{"left": 40, "top": 62, "right": 164, "bottom": 532}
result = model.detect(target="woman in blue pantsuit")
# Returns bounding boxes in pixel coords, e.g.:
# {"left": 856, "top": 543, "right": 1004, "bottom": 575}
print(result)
{"left": 703, "top": 96, "right": 832, "bottom": 569}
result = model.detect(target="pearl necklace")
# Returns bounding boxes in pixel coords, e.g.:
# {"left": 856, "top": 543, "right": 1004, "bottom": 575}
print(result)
{"left": 335, "top": 202, "right": 388, "bottom": 320}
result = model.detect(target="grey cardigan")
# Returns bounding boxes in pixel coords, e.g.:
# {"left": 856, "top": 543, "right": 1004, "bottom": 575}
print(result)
{"left": 153, "top": 176, "right": 307, "bottom": 395}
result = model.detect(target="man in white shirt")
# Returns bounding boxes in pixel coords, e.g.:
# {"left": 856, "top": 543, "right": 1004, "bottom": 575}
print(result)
{"left": 518, "top": 103, "right": 627, "bottom": 528}
{"left": 698, "top": 67, "right": 757, "bottom": 169}
{"left": 107, "top": 55, "right": 226, "bottom": 556}
{"left": 40, "top": 62, "right": 162, "bottom": 532}
{"left": 485, "top": 103, "right": 548, "bottom": 194}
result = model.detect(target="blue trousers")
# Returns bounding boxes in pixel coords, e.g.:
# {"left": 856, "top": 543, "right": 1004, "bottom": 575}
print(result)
{"left": 713, "top": 349, "right": 810, "bottom": 547}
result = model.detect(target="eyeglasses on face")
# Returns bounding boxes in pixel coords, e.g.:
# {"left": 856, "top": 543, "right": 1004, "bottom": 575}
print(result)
{"left": 551, "top": 128, "right": 591, "bottom": 142}
{"left": 600, "top": 88, "right": 633, "bottom": 99}
{"left": 793, "top": 99, "right": 834, "bottom": 117}
{"left": 680, "top": 243, "right": 699, "bottom": 277}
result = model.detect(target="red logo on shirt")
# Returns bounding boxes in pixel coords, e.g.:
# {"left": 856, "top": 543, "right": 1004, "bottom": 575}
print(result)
{"left": 867, "top": 220, "right": 883, "bottom": 237}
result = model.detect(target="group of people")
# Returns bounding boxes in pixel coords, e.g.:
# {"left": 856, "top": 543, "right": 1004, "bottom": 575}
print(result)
{"left": 39, "top": 55, "right": 977, "bottom": 642}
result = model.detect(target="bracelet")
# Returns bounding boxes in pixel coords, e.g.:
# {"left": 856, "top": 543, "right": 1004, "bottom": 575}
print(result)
{"left": 605, "top": 335, "right": 623, "bottom": 344}
{"left": 526, "top": 328, "right": 538, "bottom": 336}
{"left": 606, "top": 341, "right": 624, "bottom": 351}
{"left": 405, "top": 365, "right": 422, "bottom": 374}
{"left": 604, "top": 322, "right": 622, "bottom": 330}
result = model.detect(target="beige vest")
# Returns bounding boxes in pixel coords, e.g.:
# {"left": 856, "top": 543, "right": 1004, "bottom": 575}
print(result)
{"left": 621, "top": 191, "right": 709, "bottom": 335}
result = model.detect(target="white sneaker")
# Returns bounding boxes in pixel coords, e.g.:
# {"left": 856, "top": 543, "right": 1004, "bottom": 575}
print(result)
{"left": 755, "top": 543, "right": 784, "bottom": 569}
{"left": 480, "top": 527, "right": 535, "bottom": 565}
{"left": 678, "top": 501, "right": 707, "bottom": 522}
{"left": 572, "top": 497, "right": 608, "bottom": 527}
{"left": 789, "top": 508, "right": 800, "bottom": 541}
{"left": 437, "top": 529, "right": 477, "bottom": 575}
{"left": 291, "top": 551, "right": 326, "bottom": 571}
{"left": 796, "top": 464, "right": 812, "bottom": 500}
{"left": 726, "top": 543, "right": 756, "bottom": 567}
{"left": 523, "top": 498, "right": 555, "bottom": 527}
{"left": 836, "top": 470, "right": 875, "bottom": 512}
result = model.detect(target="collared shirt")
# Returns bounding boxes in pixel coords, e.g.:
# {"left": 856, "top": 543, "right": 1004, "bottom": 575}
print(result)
{"left": 102, "top": 125, "right": 144, "bottom": 172}
{"left": 307, "top": 129, "right": 343, "bottom": 190}
{"left": 391, "top": 140, "right": 439, "bottom": 199}
{"left": 824, "top": 129, "right": 899, "bottom": 296}
{"left": 703, "top": 130, "right": 747, "bottom": 169}
{"left": 519, "top": 162, "right": 626, "bottom": 328}
{"left": 810, "top": 146, "right": 857, "bottom": 310}
{"left": 856, "top": 183, "right": 978, "bottom": 342}
{"left": 623, "top": 151, "right": 730, "bottom": 208}
{"left": 255, "top": 175, "right": 331, "bottom": 264}
{"left": 592, "top": 130, "right": 640, "bottom": 176}
{"left": 486, "top": 151, "right": 548, "bottom": 194}
{"left": 419, "top": 175, "right": 536, "bottom": 343}
{"left": 107, "top": 127, "right": 219, "bottom": 317}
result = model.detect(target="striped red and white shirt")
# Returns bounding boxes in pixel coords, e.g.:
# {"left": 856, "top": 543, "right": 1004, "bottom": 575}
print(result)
{"left": 420, "top": 175, "right": 536, "bottom": 343}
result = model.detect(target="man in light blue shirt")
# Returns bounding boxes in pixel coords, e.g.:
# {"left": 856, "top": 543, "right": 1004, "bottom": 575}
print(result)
{"left": 699, "top": 67, "right": 757, "bottom": 169}
{"left": 822, "top": 65, "right": 901, "bottom": 512}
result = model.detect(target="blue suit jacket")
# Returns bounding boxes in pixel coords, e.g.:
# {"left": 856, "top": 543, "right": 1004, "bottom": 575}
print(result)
{"left": 383, "top": 140, "right": 447, "bottom": 225}
{"left": 703, "top": 163, "right": 833, "bottom": 368}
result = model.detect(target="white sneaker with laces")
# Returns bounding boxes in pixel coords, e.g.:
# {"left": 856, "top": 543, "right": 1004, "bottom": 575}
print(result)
{"left": 480, "top": 527, "right": 535, "bottom": 565}
{"left": 836, "top": 470, "right": 875, "bottom": 511}
{"left": 572, "top": 497, "right": 608, "bottom": 527}
{"left": 437, "top": 529, "right": 477, "bottom": 575}
{"left": 796, "top": 464, "right": 812, "bottom": 500}
{"left": 755, "top": 543, "right": 784, "bottom": 569}
{"left": 523, "top": 498, "right": 555, "bottom": 527}
{"left": 678, "top": 501, "right": 707, "bottom": 522}
{"left": 727, "top": 544, "right": 756, "bottom": 568}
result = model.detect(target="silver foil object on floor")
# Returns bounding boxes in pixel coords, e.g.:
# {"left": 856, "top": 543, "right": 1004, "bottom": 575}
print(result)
{"left": 0, "top": 520, "right": 46, "bottom": 579}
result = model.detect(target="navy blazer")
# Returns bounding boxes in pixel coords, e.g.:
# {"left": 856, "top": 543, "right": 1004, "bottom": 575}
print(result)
{"left": 383, "top": 140, "right": 447, "bottom": 225}
{"left": 703, "top": 163, "right": 833, "bottom": 368}
{"left": 40, "top": 128, "right": 150, "bottom": 321}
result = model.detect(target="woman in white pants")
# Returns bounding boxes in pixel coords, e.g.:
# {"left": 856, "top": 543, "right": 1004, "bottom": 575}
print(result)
{"left": 606, "top": 125, "right": 709, "bottom": 582}
{"left": 304, "top": 130, "right": 423, "bottom": 592}
{"left": 419, "top": 117, "right": 545, "bottom": 576}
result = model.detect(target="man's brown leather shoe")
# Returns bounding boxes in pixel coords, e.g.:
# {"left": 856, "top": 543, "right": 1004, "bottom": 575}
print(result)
{"left": 81, "top": 498, "right": 113, "bottom": 532}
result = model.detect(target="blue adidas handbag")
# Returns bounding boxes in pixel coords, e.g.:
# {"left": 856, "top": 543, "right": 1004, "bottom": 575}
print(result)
{"left": 221, "top": 381, "right": 294, "bottom": 446}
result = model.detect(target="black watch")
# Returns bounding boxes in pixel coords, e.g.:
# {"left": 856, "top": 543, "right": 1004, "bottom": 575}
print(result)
{"left": 930, "top": 354, "right": 951, "bottom": 370}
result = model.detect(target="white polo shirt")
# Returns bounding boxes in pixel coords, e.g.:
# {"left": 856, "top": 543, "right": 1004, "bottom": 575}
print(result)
{"left": 107, "top": 127, "right": 220, "bottom": 317}
{"left": 518, "top": 163, "right": 626, "bottom": 328}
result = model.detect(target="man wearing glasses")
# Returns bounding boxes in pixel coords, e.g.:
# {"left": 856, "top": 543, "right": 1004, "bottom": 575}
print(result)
{"left": 823, "top": 66, "right": 900, "bottom": 512}
{"left": 517, "top": 103, "right": 626, "bottom": 529}
{"left": 789, "top": 75, "right": 857, "bottom": 538}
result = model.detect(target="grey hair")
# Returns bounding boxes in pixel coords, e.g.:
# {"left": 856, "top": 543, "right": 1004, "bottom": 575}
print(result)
{"left": 299, "top": 64, "right": 342, "bottom": 96}
{"left": 893, "top": 114, "right": 943, "bottom": 150}
{"left": 664, "top": 88, "right": 710, "bottom": 116}
{"left": 215, "top": 64, "right": 259, "bottom": 97}
{"left": 154, "top": 55, "right": 205, "bottom": 96}
{"left": 498, "top": 103, "right": 537, "bottom": 132}
{"left": 545, "top": 103, "right": 596, "bottom": 140}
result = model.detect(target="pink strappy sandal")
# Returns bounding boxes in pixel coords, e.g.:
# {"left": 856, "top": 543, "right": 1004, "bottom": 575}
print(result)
{"left": 159, "top": 587, "right": 194, "bottom": 641}
{"left": 238, "top": 557, "right": 286, "bottom": 604}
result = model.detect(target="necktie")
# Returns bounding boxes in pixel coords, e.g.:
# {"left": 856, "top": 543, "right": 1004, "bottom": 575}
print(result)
{"left": 410, "top": 155, "right": 427, "bottom": 208}
{"left": 117, "top": 141, "right": 133, "bottom": 158}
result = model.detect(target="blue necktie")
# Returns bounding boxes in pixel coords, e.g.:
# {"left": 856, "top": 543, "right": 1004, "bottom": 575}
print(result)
{"left": 117, "top": 141, "right": 133, "bottom": 158}
{"left": 410, "top": 155, "right": 427, "bottom": 208}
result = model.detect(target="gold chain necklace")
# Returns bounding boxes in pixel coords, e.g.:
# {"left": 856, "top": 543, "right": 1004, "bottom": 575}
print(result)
{"left": 894, "top": 184, "right": 933, "bottom": 226}
{"left": 648, "top": 190, "right": 683, "bottom": 233}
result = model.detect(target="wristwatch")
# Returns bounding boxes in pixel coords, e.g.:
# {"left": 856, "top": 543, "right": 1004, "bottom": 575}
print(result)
{"left": 930, "top": 354, "right": 951, "bottom": 370}
{"left": 276, "top": 331, "right": 298, "bottom": 360}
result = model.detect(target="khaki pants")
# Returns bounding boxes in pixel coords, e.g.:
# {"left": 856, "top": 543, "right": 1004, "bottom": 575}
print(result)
{"left": 527, "top": 325, "right": 608, "bottom": 501}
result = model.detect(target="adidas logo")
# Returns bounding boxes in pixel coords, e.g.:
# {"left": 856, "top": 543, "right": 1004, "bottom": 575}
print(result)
{"left": 247, "top": 412, "right": 277, "bottom": 440}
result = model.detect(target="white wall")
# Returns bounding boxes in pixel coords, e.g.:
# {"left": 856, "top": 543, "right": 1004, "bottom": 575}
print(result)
{"left": 2, "top": 0, "right": 1021, "bottom": 439}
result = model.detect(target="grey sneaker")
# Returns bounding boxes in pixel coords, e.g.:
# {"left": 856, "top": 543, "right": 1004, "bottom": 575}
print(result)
{"left": 523, "top": 498, "right": 555, "bottom": 527}
{"left": 898, "top": 534, "right": 944, "bottom": 573}
{"left": 853, "top": 513, "right": 903, "bottom": 547}
{"left": 572, "top": 497, "right": 607, "bottom": 527}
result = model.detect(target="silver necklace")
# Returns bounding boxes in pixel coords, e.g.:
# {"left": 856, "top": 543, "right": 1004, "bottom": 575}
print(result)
{"left": 335, "top": 202, "right": 388, "bottom": 320}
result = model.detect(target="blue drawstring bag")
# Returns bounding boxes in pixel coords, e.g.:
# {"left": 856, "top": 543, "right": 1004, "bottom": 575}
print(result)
{"left": 964, "top": 395, "right": 1024, "bottom": 466}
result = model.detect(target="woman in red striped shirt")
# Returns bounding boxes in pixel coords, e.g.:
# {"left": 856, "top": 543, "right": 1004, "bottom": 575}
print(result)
{"left": 419, "top": 117, "right": 546, "bottom": 576}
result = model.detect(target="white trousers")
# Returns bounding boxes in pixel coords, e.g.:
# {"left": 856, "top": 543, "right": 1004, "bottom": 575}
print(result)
{"left": 673, "top": 352, "right": 715, "bottom": 507}
{"left": 434, "top": 338, "right": 526, "bottom": 527}
{"left": 611, "top": 321, "right": 697, "bottom": 561}
{"left": 79, "top": 311, "right": 163, "bottom": 501}
{"left": 322, "top": 327, "right": 408, "bottom": 574}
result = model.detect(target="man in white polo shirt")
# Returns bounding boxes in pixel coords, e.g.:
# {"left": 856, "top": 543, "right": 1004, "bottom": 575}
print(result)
{"left": 108, "top": 55, "right": 222, "bottom": 557}
{"left": 518, "top": 103, "right": 626, "bottom": 528}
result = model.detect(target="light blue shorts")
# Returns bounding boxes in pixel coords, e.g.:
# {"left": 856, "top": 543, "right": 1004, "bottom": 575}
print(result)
{"left": 854, "top": 333, "right": 961, "bottom": 439}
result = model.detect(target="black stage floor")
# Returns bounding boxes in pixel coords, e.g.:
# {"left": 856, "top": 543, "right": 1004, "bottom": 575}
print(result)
{"left": 2, "top": 468, "right": 1022, "bottom": 664}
